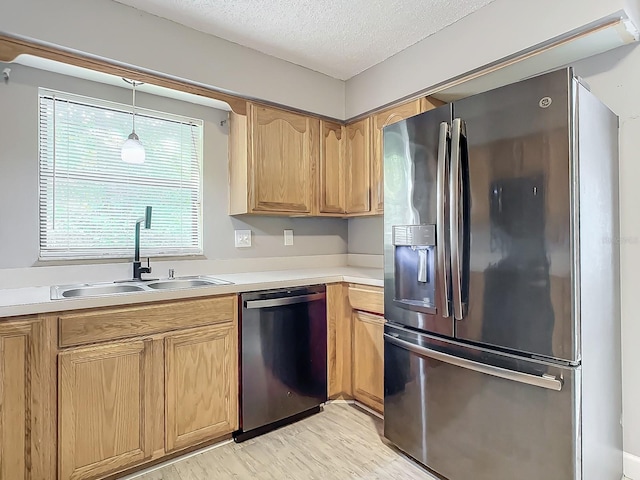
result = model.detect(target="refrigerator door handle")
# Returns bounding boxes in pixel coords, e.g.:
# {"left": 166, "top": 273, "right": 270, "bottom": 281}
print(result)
{"left": 436, "top": 121, "right": 451, "bottom": 318}
{"left": 384, "top": 333, "right": 563, "bottom": 391}
{"left": 450, "top": 118, "right": 464, "bottom": 320}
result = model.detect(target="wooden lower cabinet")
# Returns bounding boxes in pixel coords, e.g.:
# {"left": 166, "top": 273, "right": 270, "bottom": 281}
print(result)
{"left": 0, "top": 317, "right": 54, "bottom": 480}
{"left": 165, "top": 323, "right": 238, "bottom": 452}
{"left": 352, "top": 311, "right": 385, "bottom": 414}
{"left": 326, "top": 283, "right": 352, "bottom": 399}
{"left": 56, "top": 295, "right": 239, "bottom": 480}
{"left": 327, "top": 283, "right": 385, "bottom": 413}
{"left": 58, "top": 339, "right": 159, "bottom": 480}
{"left": 347, "top": 284, "right": 384, "bottom": 316}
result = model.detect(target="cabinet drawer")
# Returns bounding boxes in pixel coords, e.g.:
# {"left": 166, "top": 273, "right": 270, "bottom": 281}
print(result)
{"left": 348, "top": 284, "right": 384, "bottom": 315}
{"left": 59, "top": 295, "right": 236, "bottom": 348}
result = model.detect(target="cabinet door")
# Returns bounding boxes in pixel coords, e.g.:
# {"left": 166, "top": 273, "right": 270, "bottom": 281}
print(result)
{"left": 345, "top": 118, "right": 371, "bottom": 214}
{"left": 352, "top": 311, "right": 385, "bottom": 413}
{"left": 0, "top": 318, "right": 52, "bottom": 480}
{"left": 165, "top": 323, "right": 238, "bottom": 452}
{"left": 59, "top": 340, "right": 156, "bottom": 480}
{"left": 371, "top": 98, "right": 443, "bottom": 214}
{"left": 250, "top": 104, "right": 318, "bottom": 214}
{"left": 319, "top": 120, "right": 345, "bottom": 214}
{"left": 326, "top": 283, "right": 352, "bottom": 399}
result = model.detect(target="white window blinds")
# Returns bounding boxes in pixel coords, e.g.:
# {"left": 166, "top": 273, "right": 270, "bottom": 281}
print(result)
{"left": 38, "top": 89, "right": 203, "bottom": 260}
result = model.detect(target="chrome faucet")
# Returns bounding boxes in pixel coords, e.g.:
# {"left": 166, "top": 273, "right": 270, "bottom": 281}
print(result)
{"left": 133, "top": 206, "right": 152, "bottom": 280}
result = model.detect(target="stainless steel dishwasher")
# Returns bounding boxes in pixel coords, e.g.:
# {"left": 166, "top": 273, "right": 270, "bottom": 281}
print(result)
{"left": 234, "top": 285, "right": 327, "bottom": 442}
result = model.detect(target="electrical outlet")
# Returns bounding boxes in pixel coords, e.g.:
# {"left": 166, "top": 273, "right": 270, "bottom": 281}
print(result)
{"left": 235, "top": 230, "right": 251, "bottom": 248}
{"left": 284, "top": 229, "right": 294, "bottom": 246}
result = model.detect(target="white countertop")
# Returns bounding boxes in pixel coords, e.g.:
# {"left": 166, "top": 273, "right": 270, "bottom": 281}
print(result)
{"left": 0, "top": 266, "right": 383, "bottom": 318}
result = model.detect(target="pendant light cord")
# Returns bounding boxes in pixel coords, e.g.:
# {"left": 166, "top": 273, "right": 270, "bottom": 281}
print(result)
{"left": 123, "top": 78, "right": 144, "bottom": 135}
{"left": 132, "top": 82, "right": 136, "bottom": 134}
{"left": 120, "top": 78, "right": 146, "bottom": 164}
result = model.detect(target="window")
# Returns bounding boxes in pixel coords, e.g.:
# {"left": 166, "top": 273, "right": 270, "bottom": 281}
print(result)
{"left": 38, "top": 89, "right": 203, "bottom": 260}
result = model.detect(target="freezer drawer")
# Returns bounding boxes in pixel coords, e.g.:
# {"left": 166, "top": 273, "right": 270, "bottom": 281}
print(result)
{"left": 384, "top": 325, "right": 578, "bottom": 480}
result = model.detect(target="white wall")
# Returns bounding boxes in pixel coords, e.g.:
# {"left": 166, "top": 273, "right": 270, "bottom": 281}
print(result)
{"left": 348, "top": 217, "right": 383, "bottom": 255}
{"left": 345, "top": 0, "right": 635, "bottom": 117}
{"left": 0, "top": 0, "right": 345, "bottom": 119}
{"left": 0, "top": 63, "right": 347, "bottom": 272}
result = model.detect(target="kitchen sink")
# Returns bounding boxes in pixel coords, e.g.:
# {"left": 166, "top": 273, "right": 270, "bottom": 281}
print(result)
{"left": 54, "top": 283, "right": 146, "bottom": 299}
{"left": 50, "top": 276, "right": 233, "bottom": 300}
{"left": 147, "top": 276, "right": 231, "bottom": 290}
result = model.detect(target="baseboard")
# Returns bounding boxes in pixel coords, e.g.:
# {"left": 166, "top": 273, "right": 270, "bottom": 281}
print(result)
{"left": 326, "top": 398, "right": 355, "bottom": 405}
{"left": 625, "top": 452, "right": 640, "bottom": 479}
{"left": 327, "top": 398, "right": 384, "bottom": 420}
{"left": 354, "top": 401, "right": 384, "bottom": 419}
{"left": 119, "top": 438, "right": 233, "bottom": 479}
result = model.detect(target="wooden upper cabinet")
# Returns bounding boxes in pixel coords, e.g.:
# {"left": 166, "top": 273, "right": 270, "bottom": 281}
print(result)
{"left": 319, "top": 120, "right": 345, "bottom": 214}
{"left": 229, "top": 102, "right": 319, "bottom": 215}
{"left": 0, "top": 317, "right": 53, "bottom": 480}
{"left": 165, "top": 323, "right": 238, "bottom": 452}
{"left": 228, "top": 98, "right": 444, "bottom": 217}
{"left": 352, "top": 311, "right": 385, "bottom": 414}
{"left": 371, "top": 97, "right": 445, "bottom": 214}
{"left": 345, "top": 118, "right": 371, "bottom": 214}
{"left": 251, "top": 105, "right": 317, "bottom": 213}
{"left": 58, "top": 339, "right": 158, "bottom": 480}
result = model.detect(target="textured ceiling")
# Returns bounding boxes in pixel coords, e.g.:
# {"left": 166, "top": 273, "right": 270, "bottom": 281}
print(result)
{"left": 112, "top": 0, "right": 496, "bottom": 80}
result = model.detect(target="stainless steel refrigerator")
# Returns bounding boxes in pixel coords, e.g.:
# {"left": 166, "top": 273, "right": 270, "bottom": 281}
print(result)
{"left": 383, "top": 68, "right": 622, "bottom": 480}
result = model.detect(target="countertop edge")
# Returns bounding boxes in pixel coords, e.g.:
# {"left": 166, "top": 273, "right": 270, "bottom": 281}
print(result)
{"left": 0, "top": 268, "right": 384, "bottom": 318}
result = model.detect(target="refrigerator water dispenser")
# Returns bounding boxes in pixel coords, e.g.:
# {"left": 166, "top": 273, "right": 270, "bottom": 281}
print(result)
{"left": 392, "top": 225, "right": 437, "bottom": 314}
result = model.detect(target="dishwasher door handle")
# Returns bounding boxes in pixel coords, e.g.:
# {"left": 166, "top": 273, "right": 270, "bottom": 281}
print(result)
{"left": 244, "top": 292, "right": 326, "bottom": 309}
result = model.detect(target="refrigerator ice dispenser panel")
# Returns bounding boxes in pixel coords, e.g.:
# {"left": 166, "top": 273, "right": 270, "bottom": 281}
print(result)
{"left": 393, "top": 225, "right": 437, "bottom": 314}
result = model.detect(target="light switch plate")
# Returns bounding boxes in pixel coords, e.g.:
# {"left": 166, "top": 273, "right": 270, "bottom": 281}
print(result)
{"left": 284, "top": 229, "right": 294, "bottom": 246}
{"left": 235, "top": 230, "right": 251, "bottom": 248}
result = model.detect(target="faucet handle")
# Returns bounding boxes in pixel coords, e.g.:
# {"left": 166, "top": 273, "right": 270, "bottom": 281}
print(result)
{"left": 140, "top": 257, "right": 151, "bottom": 275}
{"left": 168, "top": 268, "right": 175, "bottom": 279}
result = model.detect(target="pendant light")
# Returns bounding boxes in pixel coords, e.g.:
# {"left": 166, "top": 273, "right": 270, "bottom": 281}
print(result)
{"left": 121, "top": 79, "right": 145, "bottom": 164}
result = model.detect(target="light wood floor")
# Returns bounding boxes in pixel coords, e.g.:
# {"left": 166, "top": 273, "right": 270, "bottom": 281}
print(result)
{"left": 132, "top": 403, "right": 438, "bottom": 480}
